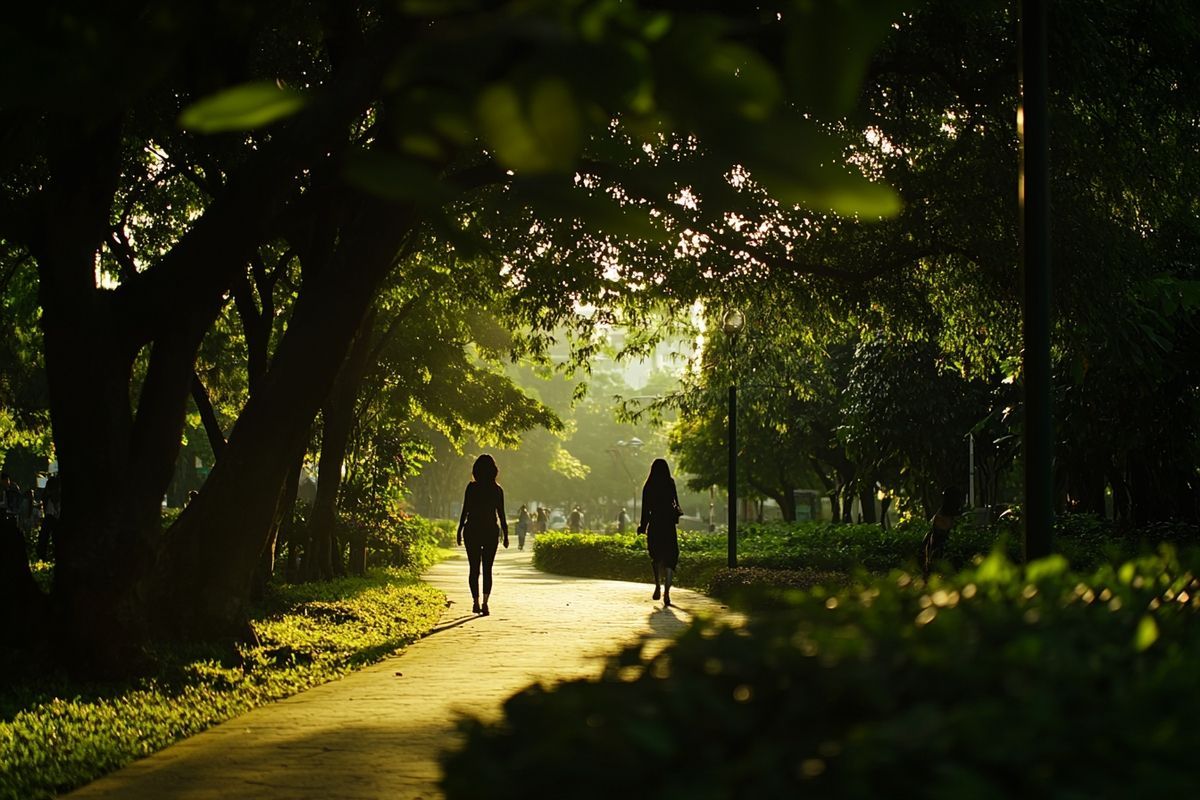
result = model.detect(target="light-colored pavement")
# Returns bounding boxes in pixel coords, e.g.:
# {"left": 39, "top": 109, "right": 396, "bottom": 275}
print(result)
{"left": 67, "top": 545, "right": 737, "bottom": 799}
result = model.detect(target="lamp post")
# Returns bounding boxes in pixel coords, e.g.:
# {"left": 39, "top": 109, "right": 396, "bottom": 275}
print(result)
{"left": 611, "top": 437, "right": 644, "bottom": 520}
{"left": 723, "top": 308, "right": 745, "bottom": 568}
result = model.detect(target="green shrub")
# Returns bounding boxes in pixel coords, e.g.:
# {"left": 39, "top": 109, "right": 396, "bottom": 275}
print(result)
{"left": 532, "top": 518, "right": 1191, "bottom": 603}
{"left": 707, "top": 566, "right": 847, "bottom": 608}
{"left": 443, "top": 548, "right": 1200, "bottom": 798}
{"left": 531, "top": 532, "right": 727, "bottom": 590}
{"left": 360, "top": 510, "right": 445, "bottom": 572}
{"left": 0, "top": 569, "right": 445, "bottom": 800}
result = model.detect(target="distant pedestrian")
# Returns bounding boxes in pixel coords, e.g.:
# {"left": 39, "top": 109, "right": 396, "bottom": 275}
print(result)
{"left": 618, "top": 507, "right": 629, "bottom": 534}
{"left": 517, "top": 504, "right": 531, "bottom": 551}
{"left": 37, "top": 474, "right": 60, "bottom": 561}
{"left": 0, "top": 473, "right": 20, "bottom": 520}
{"left": 568, "top": 506, "right": 583, "bottom": 533}
{"left": 17, "top": 489, "right": 38, "bottom": 539}
{"left": 536, "top": 506, "right": 548, "bottom": 534}
{"left": 638, "top": 458, "right": 683, "bottom": 607}
{"left": 922, "top": 487, "right": 964, "bottom": 579}
{"left": 455, "top": 454, "right": 509, "bottom": 616}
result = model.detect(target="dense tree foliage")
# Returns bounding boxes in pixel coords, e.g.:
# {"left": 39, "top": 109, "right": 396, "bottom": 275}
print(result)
{"left": 0, "top": 0, "right": 906, "bottom": 670}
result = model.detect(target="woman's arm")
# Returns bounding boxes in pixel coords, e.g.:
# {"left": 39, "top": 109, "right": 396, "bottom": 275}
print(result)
{"left": 497, "top": 486, "right": 510, "bottom": 546}
{"left": 638, "top": 485, "right": 651, "bottom": 532}
{"left": 456, "top": 484, "right": 471, "bottom": 545}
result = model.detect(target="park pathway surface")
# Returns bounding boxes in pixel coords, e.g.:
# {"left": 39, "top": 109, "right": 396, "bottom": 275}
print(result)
{"left": 67, "top": 545, "right": 737, "bottom": 800}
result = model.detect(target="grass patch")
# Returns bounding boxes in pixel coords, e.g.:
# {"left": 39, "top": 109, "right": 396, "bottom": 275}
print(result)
{"left": 531, "top": 518, "right": 1200, "bottom": 610}
{"left": 0, "top": 568, "right": 446, "bottom": 800}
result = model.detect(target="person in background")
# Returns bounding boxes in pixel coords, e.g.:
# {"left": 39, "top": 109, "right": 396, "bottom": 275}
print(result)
{"left": 536, "top": 506, "right": 548, "bottom": 534}
{"left": 921, "top": 487, "right": 964, "bottom": 579}
{"left": 17, "top": 489, "right": 39, "bottom": 540}
{"left": 516, "top": 504, "right": 531, "bottom": 551}
{"left": 618, "top": 506, "right": 629, "bottom": 534}
{"left": 455, "top": 454, "right": 509, "bottom": 616}
{"left": 637, "top": 458, "right": 683, "bottom": 607}
{"left": 37, "top": 474, "right": 60, "bottom": 561}
{"left": 0, "top": 473, "right": 20, "bottom": 520}
{"left": 568, "top": 506, "right": 583, "bottom": 533}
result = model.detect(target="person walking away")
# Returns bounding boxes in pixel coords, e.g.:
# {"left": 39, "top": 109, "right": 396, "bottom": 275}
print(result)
{"left": 922, "top": 487, "right": 964, "bottom": 579}
{"left": 618, "top": 506, "right": 629, "bottom": 534}
{"left": 638, "top": 458, "right": 683, "bottom": 607}
{"left": 568, "top": 506, "right": 582, "bottom": 533}
{"left": 456, "top": 454, "right": 509, "bottom": 616}
{"left": 536, "top": 506, "right": 548, "bottom": 534}
{"left": 516, "top": 504, "right": 531, "bottom": 551}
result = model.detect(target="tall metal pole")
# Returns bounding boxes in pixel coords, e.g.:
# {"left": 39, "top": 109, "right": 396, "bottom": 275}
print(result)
{"left": 728, "top": 382, "right": 737, "bottom": 568}
{"left": 1020, "top": 0, "right": 1054, "bottom": 559}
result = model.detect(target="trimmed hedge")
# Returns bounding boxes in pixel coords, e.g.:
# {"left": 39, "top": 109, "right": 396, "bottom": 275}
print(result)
{"left": 443, "top": 547, "right": 1200, "bottom": 797}
{"left": 531, "top": 518, "right": 1200, "bottom": 604}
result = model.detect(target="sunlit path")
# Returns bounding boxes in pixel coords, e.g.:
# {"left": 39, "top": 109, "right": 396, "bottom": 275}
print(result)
{"left": 66, "top": 545, "right": 738, "bottom": 800}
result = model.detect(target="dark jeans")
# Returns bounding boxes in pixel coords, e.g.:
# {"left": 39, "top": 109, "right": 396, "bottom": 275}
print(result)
{"left": 464, "top": 533, "right": 500, "bottom": 598}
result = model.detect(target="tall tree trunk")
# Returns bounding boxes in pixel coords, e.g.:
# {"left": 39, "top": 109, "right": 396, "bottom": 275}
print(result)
{"left": 306, "top": 306, "right": 377, "bottom": 580}
{"left": 279, "top": 448, "right": 306, "bottom": 582}
{"left": 829, "top": 489, "right": 841, "bottom": 524}
{"left": 859, "top": 482, "right": 877, "bottom": 524}
{"left": 154, "top": 200, "right": 413, "bottom": 640}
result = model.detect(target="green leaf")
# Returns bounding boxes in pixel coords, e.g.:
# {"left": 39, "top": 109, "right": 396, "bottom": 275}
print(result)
{"left": 1134, "top": 615, "right": 1158, "bottom": 652}
{"left": 476, "top": 79, "right": 583, "bottom": 173}
{"left": 341, "top": 149, "right": 451, "bottom": 206}
{"left": 179, "top": 82, "right": 307, "bottom": 133}
{"left": 784, "top": 0, "right": 907, "bottom": 116}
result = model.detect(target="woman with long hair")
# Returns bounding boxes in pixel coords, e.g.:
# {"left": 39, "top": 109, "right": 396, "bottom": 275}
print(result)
{"left": 637, "top": 458, "right": 682, "bottom": 607}
{"left": 456, "top": 454, "right": 509, "bottom": 615}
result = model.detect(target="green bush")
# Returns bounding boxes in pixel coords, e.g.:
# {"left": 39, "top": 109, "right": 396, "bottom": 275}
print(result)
{"left": 707, "top": 566, "right": 847, "bottom": 608}
{"left": 531, "top": 532, "right": 727, "bottom": 590}
{"left": 359, "top": 510, "right": 445, "bottom": 571}
{"left": 0, "top": 570, "right": 445, "bottom": 800}
{"left": 443, "top": 548, "right": 1200, "bottom": 798}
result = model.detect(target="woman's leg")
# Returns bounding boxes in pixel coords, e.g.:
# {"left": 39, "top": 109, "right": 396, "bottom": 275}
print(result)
{"left": 481, "top": 536, "right": 500, "bottom": 606}
{"left": 466, "top": 539, "right": 482, "bottom": 600}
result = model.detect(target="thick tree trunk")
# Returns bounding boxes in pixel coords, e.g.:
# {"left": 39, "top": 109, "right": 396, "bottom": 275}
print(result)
{"left": 154, "top": 200, "right": 413, "bottom": 640}
{"left": 306, "top": 307, "right": 377, "bottom": 581}
{"left": 279, "top": 450, "right": 306, "bottom": 582}
{"left": 859, "top": 483, "right": 877, "bottom": 524}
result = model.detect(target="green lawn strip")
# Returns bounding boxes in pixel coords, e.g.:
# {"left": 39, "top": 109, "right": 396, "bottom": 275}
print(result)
{"left": 531, "top": 519, "right": 1200, "bottom": 611}
{"left": 0, "top": 568, "right": 446, "bottom": 800}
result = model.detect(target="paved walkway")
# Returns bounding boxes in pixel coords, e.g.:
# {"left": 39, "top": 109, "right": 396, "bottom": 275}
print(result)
{"left": 67, "top": 546, "right": 737, "bottom": 799}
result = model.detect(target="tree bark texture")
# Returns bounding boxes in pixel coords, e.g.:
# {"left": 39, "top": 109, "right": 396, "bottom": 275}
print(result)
{"left": 154, "top": 199, "right": 412, "bottom": 640}
{"left": 306, "top": 307, "right": 377, "bottom": 580}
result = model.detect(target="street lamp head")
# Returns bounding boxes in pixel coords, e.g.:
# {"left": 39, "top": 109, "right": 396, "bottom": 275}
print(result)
{"left": 723, "top": 308, "right": 746, "bottom": 335}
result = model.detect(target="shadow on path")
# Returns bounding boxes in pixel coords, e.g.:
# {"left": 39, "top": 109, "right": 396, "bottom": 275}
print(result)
{"left": 67, "top": 540, "right": 739, "bottom": 800}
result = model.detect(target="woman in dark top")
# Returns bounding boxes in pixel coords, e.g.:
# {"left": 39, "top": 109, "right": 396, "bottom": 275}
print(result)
{"left": 456, "top": 454, "right": 509, "bottom": 615}
{"left": 637, "top": 458, "right": 682, "bottom": 607}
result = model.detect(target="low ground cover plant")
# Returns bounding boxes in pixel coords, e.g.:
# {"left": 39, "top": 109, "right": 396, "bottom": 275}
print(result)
{"left": 0, "top": 569, "right": 445, "bottom": 800}
{"left": 444, "top": 548, "right": 1200, "bottom": 798}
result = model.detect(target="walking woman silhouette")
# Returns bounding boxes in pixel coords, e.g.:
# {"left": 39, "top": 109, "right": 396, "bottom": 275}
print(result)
{"left": 456, "top": 454, "right": 509, "bottom": 615}
{"left": 637, "top": 458, "right": 682, "bottom": 607}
